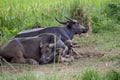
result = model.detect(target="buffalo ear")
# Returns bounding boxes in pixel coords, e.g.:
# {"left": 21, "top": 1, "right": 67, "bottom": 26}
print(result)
{"left": 66, "top": 22, "right": 72, "bottom": 28}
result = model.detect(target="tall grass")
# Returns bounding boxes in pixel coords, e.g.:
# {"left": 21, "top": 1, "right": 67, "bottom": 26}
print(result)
{"left": 0, "top": 0, "right": 112, "bottom": 27}
{"left": 81, "top": 69, "right": 101, "bottom": 80}
{"left": 0, "top": 0, "right": 112, "bottom": 29}
{"left": 76, "top": 31, "right": 120, "bottom": 52}
{"left": 0, "top": 0, "right": 120, "bottom": 57}
{"left": 102, "top": 70, "right": 120, "bottom": 80}
{"left": 0, "top": 0, "right": 115, "bottom": 44}
{"left": 0, "top": 69, "right": 119, "bottom": 80}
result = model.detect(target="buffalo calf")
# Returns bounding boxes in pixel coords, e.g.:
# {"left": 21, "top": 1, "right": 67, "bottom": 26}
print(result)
{"left": 0, "top": 33, "right": 69, "bottom": 64}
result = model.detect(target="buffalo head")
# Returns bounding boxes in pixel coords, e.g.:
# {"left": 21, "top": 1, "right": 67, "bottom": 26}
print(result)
{"left": 55, "top": 17, "right": 88, "bottom": 34}
{"left": 39, "top": 43, "right": 55, "bottom": 64}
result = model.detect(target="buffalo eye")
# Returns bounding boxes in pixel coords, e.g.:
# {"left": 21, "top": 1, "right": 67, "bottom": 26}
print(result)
{"left": 72, "top": 22, "right": 76, "bottom": 24}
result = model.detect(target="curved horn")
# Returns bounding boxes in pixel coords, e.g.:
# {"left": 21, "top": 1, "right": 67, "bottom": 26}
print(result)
{"left": 49, "top": 43, "right": 55, "bottom": 48}
{"left": 40, "top": 41, "right": 43, "bottom": 48}
{"left": 55, "top": 17, "right": 67, "bottom": 24}
{"left": 65, "top": 16, "right": 73, "bottom": 21}
{"left": 40, "top": 40, "right": 43, "bottom": 48}
{"left": 65, "top": 16, "right": 78, "bottom": 23}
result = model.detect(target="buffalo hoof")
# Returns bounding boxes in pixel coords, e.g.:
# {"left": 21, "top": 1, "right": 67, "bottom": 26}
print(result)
{"left": 66, "top": 55, "right": 74, "bottom": 62}
{"left": 11, "top": 58, "right": 26, "bottom": 63}
{"left": 27, "top": 59, "right": 39, "bottom": 65}
{"left": 73, "top": 55, "right": 80, "bottom": 59}
{"left": 70, "top": 56, "right": 74, "bottom": 62}
{"left": 60, "top": 56, "right": 73, "bottom": 63}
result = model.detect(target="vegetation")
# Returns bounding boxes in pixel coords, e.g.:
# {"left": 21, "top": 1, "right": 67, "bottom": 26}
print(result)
{"left": 0, "top": 69, "right": 120, "bottom": 80}
{"left": 0, "top": 0, "right": 120, "bottom": 80}
{"left": 102, "top": 70, "right": 120, "bottom": 80}
{"left": 81, "top": 69, "right": 101, "bottom": 80}
{"left": 0, "top": 0, "right": 120, "bottom": 43}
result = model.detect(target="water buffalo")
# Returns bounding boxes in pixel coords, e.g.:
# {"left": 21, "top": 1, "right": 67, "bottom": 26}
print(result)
{"left": 0, "top": 33, "right": 69, "bottom": 64}
{"left": 19, "top": 28, "right": 44, "bottom": 34}
{"left": 15, "top": 17, "right": 88, "bottom": 42}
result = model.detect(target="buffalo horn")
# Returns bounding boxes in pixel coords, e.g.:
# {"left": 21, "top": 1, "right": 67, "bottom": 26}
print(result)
{"left": 65, "top": 16, "right": 78, "bottom": 23}
{"left": 65, "top": 16, "right": 73, "bottom": 21}
{"left": 49, "top": 43, "right": 55, "bottom": 48}
{"left": 55, "top": 17, "right": 67, "bottom": 24}
{"left": 40, "top": 41, "right": 43, "bottom": 48}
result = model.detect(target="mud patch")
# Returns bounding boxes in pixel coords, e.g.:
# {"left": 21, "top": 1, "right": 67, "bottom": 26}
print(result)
{"left": 73, "top": 46, "right": 118, "bottom": 58}
{"left": 0, "top": 47, "right": 119, "bottom": 75}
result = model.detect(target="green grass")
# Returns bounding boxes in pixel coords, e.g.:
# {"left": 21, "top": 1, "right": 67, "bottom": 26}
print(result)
{"left": 100, "top": 53, "right": 120, "bottom": 61}
{"left": 0, "top": 0, "right": 112, "bottom": 38}
{"left": 0, "top": 0, "right": 119, "bottom": 49}
{"left": 0, "top": 69, "right": 119, "bottom": 80}
{"left": 67, "top": 69, "right": 120, "bottom": 80}
{"left": 102, "top": 70, "right": 120, "bottom": 80}
{"left": 76, "top": 31, "right": 120, "bottom": 52}
{"left": 0, "top": 72, "right": 41, "bottom": 80}
{"left": 81, "top": 69, "right": 101, "bottom": 80}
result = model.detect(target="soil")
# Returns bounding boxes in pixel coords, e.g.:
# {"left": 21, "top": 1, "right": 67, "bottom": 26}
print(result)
{"left": 0, "top": 46, "right": 119, "bottom": 75}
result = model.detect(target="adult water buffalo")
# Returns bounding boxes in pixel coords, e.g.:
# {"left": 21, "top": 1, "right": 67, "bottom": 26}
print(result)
{"left": 0, "top": 33, "right": 68, "bottom": 64}
{"left": 19, "top": 28, "right": 44, "bottom": 34}
{"left": 15, "top": 17, "right": 88, "bottom": 42}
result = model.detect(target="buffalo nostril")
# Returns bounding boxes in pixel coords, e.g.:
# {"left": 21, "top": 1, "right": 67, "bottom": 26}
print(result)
{"left": 70, "top": 45, "right": 73, "bottom": 48}
{"left": 86, "top": 28, "right": 88, "bottom": 31}
{"left": 83, "top": 28, "right": 88, "bottom": 33}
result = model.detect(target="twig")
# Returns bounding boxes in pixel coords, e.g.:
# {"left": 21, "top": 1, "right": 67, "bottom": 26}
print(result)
{"left": 1, "top": 57, "right": 17, "bottom": 72}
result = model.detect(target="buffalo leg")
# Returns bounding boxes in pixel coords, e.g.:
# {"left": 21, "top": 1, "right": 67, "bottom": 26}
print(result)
{"left": 25, "top": 58, "right": 39, "bottom": 65}
{"left": 11, "top": 50, "right": 26, "bottom": 63}
{"left": 12, "top": 48, "right": 39, "bottom": 64}
{"left": 11, "top": 58, "right": 39, "bottom": 65}
{"left": 56, "top": 40, "right": 69, "bottom": 57}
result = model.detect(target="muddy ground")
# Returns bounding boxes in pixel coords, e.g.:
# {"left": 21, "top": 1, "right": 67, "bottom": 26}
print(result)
{"left": 0, "top": 46, "right": 119, "bottom": 76}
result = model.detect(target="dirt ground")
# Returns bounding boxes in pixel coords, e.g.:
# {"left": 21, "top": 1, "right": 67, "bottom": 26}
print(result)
{"left": 0, "top": 46, "right": 119, "bottom": 75}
